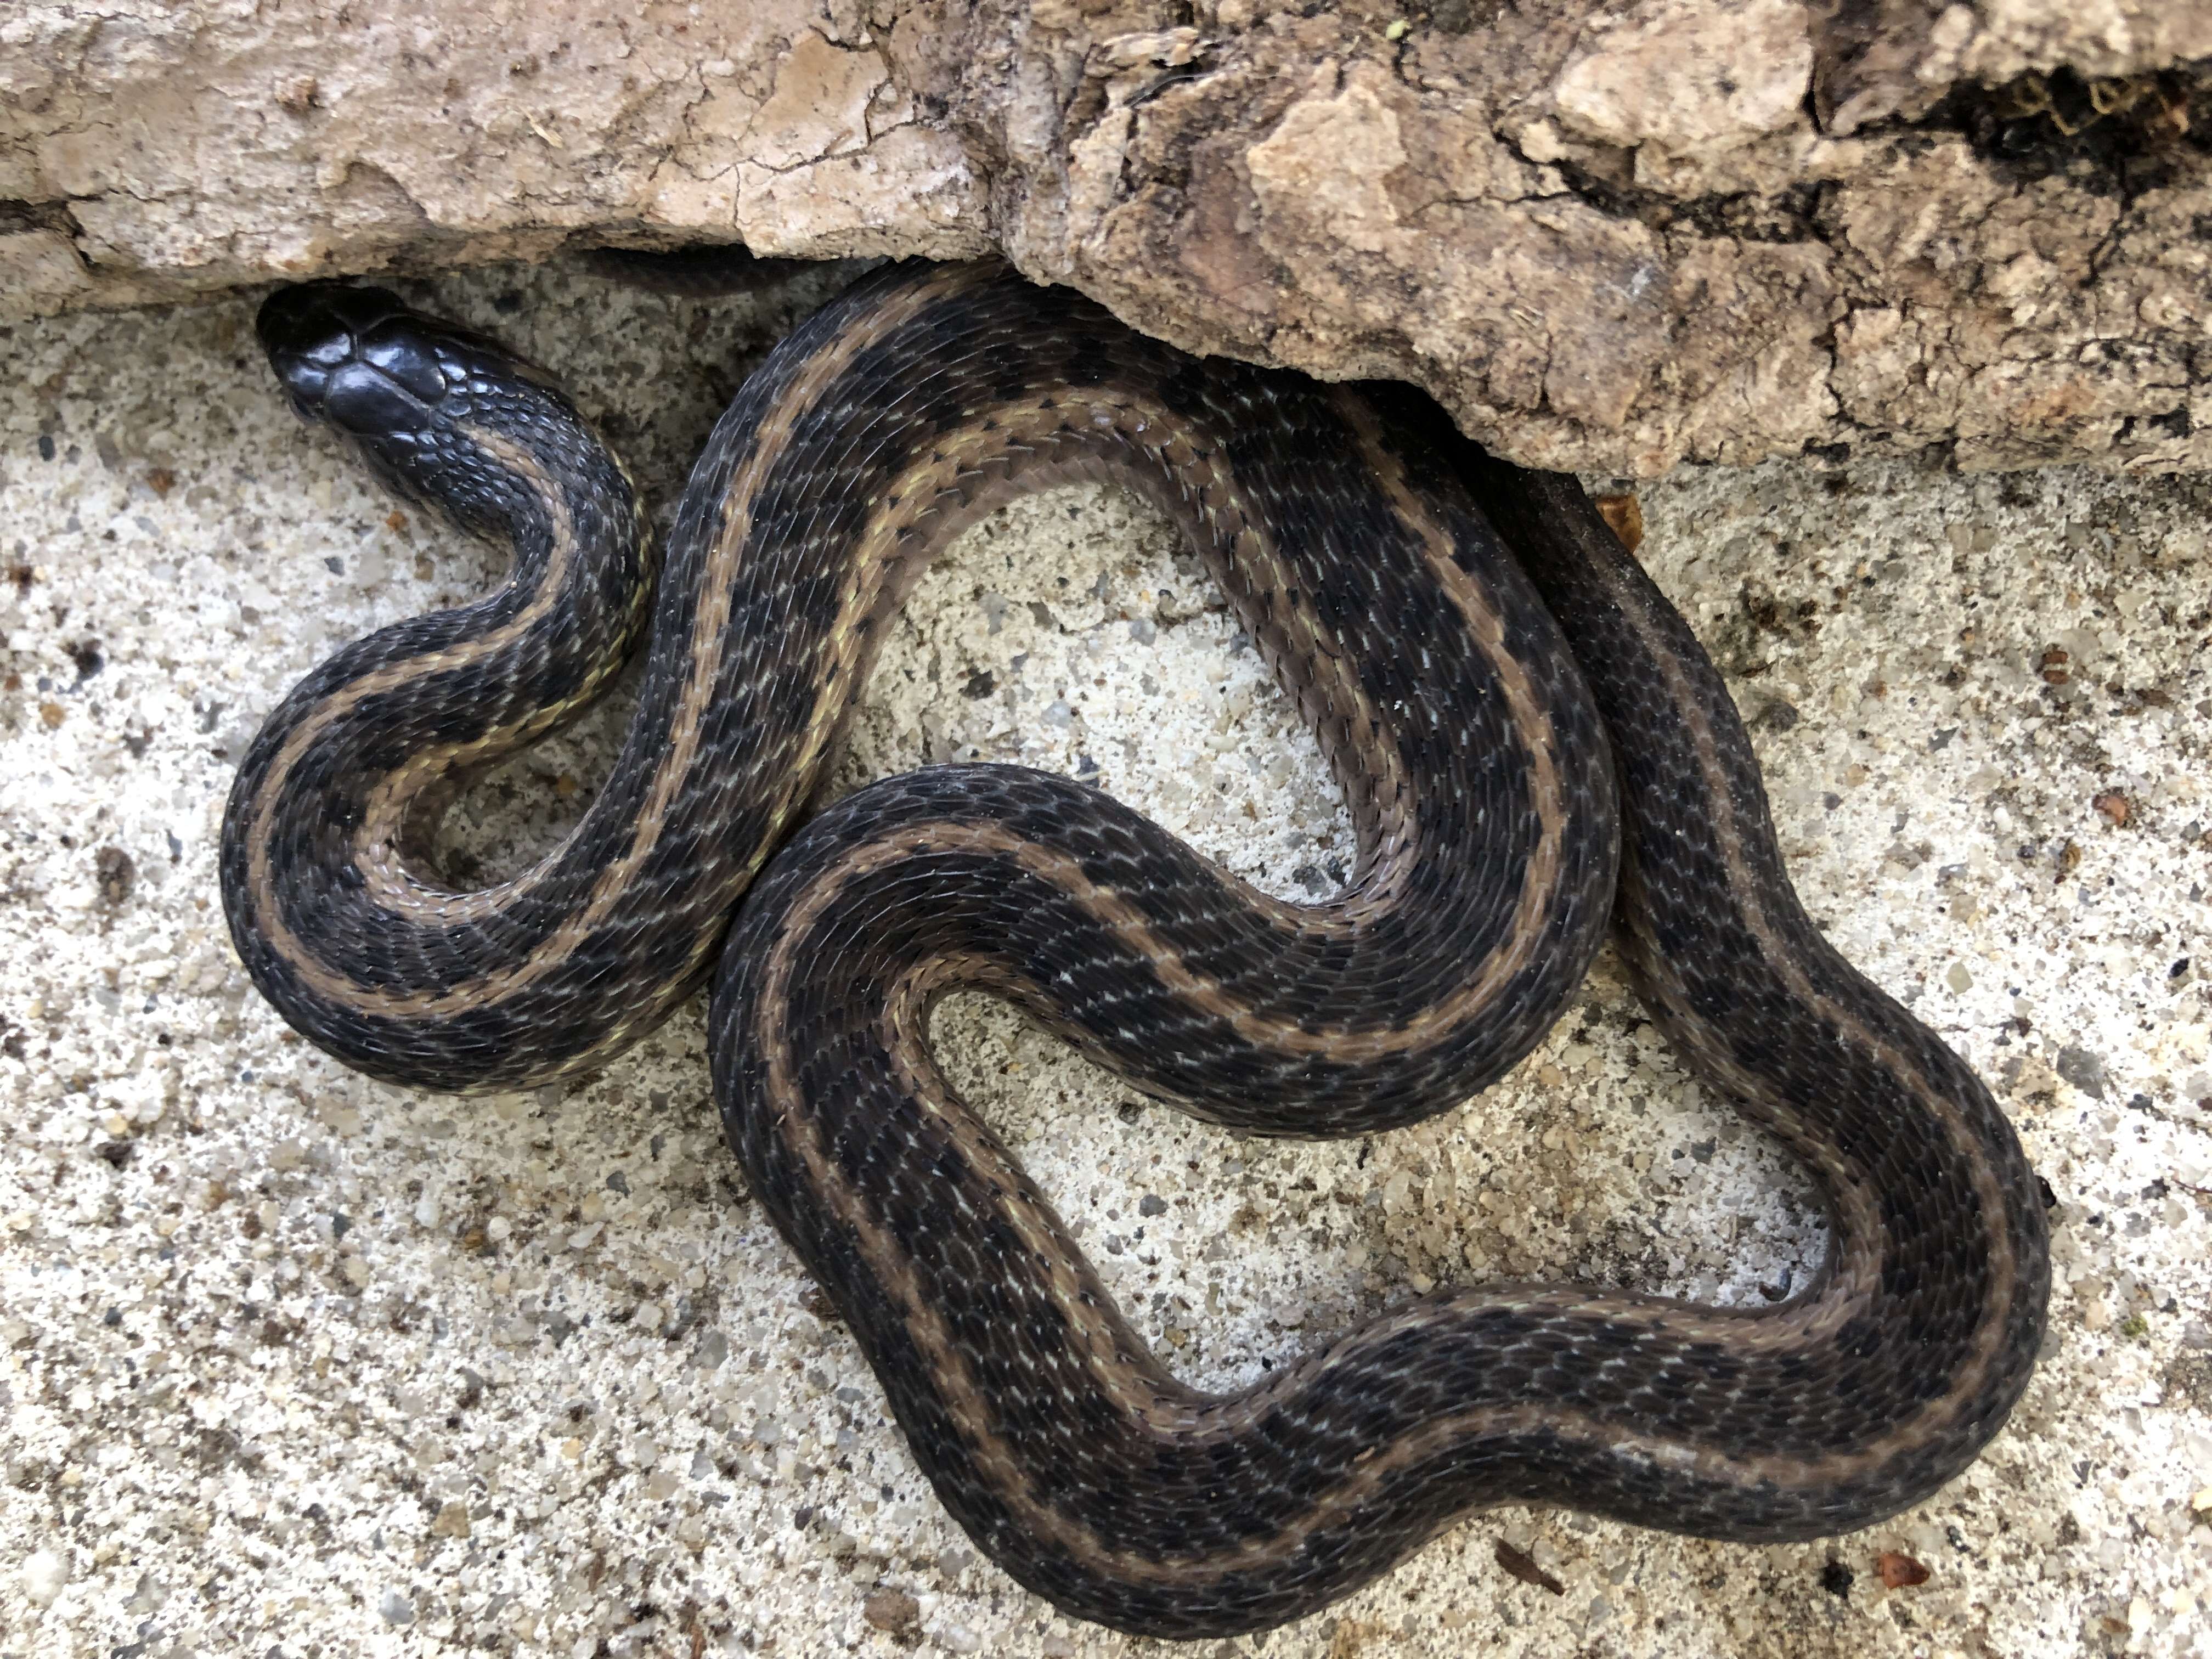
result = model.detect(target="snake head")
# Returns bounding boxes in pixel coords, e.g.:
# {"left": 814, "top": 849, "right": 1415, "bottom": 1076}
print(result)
{"left": 256, "top": 283, "right": 561, "bottom": 530}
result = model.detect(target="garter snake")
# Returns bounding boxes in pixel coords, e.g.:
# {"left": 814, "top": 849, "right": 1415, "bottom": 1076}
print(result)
{"left": 223, "top": 258, "right": 2050, "bottom": 1639}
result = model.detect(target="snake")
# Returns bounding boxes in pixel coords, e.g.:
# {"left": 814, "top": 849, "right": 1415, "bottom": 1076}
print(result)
{"left": 222, "top": 257, "right": 2050, "bottom": 1639}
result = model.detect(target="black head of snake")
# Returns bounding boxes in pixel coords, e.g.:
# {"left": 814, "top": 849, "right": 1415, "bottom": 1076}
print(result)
{"left": 223, "top": 258, "right": 2051, "bottom": 1639}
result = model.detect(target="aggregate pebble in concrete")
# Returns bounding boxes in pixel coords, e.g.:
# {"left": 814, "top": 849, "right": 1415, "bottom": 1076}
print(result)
{"left": 1, "top": 259, "right": 2208, "bottom": 1658}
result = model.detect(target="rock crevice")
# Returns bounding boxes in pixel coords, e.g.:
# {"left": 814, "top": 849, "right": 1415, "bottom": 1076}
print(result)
{"left": 5, "top": 0, "right": 2208, "bottom": 474}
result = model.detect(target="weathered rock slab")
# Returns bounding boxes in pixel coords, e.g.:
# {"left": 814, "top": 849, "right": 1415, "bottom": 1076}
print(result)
{"left": 5, "top": 0, "right": 2209, "bottom": 474}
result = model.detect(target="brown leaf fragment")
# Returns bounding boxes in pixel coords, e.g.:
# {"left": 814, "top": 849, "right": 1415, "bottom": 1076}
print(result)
{"left": 1877, "top": 1550, "right": 1931, "bottom": 1589}
{"left": 1596, "top": 492, "right": 1644, "bottom": 552}
{"left": 1493, "top": 1539, "right": 1565, "bottom": 1595}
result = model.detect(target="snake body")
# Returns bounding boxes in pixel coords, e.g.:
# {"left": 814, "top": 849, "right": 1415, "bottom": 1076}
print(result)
{"left": 224, "top": 259, "right": 2050, "bottom": 1638}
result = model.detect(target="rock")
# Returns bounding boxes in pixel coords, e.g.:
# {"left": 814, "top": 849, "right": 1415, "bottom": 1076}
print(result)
{"left": 2056, "top": 1046, "right": 2109, "bottom": 1100}
{"left": 862, "top": 1587, "right": 921, "bottom": 1631}
{"left": 5, "top": 0, "right": 2209, "bottom": 476}
{"left": 20, "top": 1548, "right": 69, "bottom": 1608}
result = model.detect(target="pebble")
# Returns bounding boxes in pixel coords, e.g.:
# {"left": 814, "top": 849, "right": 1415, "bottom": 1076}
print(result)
{"left": 21, "top": 1548, "right": 69, "bottom": 1608}
{"left": 863, "top": 1588, "right": 920, "bottom": 1632}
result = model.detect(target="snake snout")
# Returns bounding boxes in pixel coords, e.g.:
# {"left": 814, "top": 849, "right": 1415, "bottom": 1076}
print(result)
{"left": 256, "top": 283, "right": 465, "bottom": 437}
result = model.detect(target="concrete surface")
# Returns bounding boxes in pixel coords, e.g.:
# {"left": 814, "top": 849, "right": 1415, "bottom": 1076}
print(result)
{"left": 2, "top": 257, "right": 2208, "bottom": 1658}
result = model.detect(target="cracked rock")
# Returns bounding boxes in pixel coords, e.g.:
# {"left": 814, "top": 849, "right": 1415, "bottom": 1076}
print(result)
{"left": 4, "top": 0, "right": 2209, "bottom": 475}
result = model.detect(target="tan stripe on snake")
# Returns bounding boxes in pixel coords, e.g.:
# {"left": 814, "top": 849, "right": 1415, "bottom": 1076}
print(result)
{"left": 223, "top": 258, "right": 2050, "bottom": 1639}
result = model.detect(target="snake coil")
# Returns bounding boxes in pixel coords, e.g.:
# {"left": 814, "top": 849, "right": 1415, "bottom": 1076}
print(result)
{"left": 223, "top": 260, "right": 2049, "bottom": 1638}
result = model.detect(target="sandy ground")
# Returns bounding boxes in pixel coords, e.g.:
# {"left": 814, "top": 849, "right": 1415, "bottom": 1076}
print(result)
{"left": 2, "top": 257, "right": 2208, "bottom": 1659}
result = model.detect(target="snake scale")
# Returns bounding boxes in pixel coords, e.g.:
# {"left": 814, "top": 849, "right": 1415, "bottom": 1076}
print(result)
{"left": 222, "top": 258, "right": 2050, "bottom": 1638}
